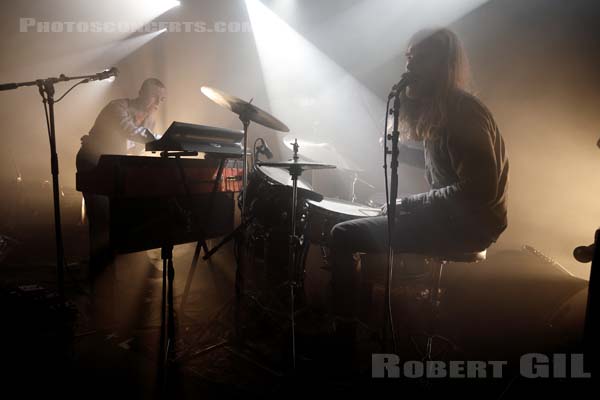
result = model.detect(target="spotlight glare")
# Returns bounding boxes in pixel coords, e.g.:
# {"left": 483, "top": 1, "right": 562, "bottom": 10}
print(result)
{"left": 146, "top": 0, "right": 181, "bottom": 16}
{"left": 244, "top": 0, "right": 385, "bottom": 176}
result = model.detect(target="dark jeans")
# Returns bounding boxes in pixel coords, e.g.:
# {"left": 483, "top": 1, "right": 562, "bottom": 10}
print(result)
{"left": 83, "top": 193, "right": 113, "bottom": 281}
{"left": 77, "top": 148, "right": 113, "bottom": 275}
{"left": 77, "top": 148, "right": 115, "bottom": 317}
{"left": 329, "top": 210, "right": 494, "bottom": 318}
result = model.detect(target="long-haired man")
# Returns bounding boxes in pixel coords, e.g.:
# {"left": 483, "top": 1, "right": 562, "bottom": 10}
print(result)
{"left": 329, "top": 28, "right": 509, "bottom": 353}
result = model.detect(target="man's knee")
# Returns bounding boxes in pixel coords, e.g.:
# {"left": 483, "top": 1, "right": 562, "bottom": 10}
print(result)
{"left": 330, "top": 221, "right": 353, "bottom": 249}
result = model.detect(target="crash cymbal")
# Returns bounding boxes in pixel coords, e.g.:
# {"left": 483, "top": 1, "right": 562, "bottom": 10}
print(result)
{"left": 201, "top": 86, "right": 289, "bottom": 132}
{"left": 282, "top": 137, "right": 363, "bottom": 172}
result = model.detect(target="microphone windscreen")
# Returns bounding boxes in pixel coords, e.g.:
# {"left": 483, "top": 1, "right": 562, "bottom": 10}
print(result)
{"left": 573, "top": 245, "right": 594, "bottom": 263}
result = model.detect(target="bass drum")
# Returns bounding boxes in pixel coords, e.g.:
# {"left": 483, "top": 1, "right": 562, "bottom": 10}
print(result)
{"left": 239, "top": 165, "right": 321, "bottom": 299}
{"left": 244, "top": 165, "right": 321, "bottom": 230}
{"left": 306, "top": 197, "right": 381, "bottom": 246}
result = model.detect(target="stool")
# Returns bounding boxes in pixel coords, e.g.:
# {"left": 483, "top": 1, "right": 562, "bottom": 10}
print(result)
{"left": 419, "top": 250, "right": 487, "bottom": 361}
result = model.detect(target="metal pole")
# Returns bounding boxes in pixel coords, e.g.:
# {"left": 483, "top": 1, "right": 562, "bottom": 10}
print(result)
{"left": 39, "top": 80, "right": 66, "bottom": 299}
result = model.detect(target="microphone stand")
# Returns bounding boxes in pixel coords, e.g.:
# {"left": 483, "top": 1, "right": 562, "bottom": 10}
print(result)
{"left": 574, "top": 224, "right": 598, "bottom": 375}
{"left": 0, "top": 71, "right": 115, "bottom": 300}
{"left": 583, "top": 232, "right": 597, "bottom": 374}
{"left": 382, "top": 88, "right": 402, "bottom": 352}
{"left": 40, "top": 79, "right": 65, "bottom": 301}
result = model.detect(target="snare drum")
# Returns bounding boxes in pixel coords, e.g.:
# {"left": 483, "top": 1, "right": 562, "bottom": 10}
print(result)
{"left": 307, "top": 198, "right": 381, "bottom": 245}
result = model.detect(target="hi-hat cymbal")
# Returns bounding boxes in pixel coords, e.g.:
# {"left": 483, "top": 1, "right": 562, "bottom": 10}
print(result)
{"left": 258, "top": 160, "right": 336, "bottom": 172}
{"left": 282, "top": 137, "right": 363, "bottom": 172}
{"left": 201, "top": 86, "right": 289, "bottom": 133}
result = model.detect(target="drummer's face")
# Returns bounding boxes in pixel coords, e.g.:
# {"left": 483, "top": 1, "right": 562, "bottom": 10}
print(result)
{"left": 405, "top": 39, "right": 446, "bottom": 99}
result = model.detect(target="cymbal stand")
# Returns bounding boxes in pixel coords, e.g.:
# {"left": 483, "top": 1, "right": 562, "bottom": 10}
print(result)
{"left": 347, "top": 171, "right": 375, "bottom": 204}
{"left": 351, "top": 173, "right": 359, "bottom": 203}
{"left": 239, "top": 111, "right": 251, "bottom": 220}
{"left": 286, "top": 139, "right": 304, "bottom": 369}
{"left": 176, "top": 104, "right": 281, "bottom": 378}
{"left": 202, "top": 105, "right": 253, "bottom": 261}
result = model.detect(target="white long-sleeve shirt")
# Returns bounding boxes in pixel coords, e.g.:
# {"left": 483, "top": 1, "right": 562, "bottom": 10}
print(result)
{"left": 80, "top": 98, "right": 156, "bottom": 165}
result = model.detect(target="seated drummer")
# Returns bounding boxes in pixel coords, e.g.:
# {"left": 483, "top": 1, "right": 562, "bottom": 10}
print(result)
{"left": 76, "top": 78, "right": 167, "bottom": 321}
{"left": 329, "top": 28, "right": 509, "bottom": 355}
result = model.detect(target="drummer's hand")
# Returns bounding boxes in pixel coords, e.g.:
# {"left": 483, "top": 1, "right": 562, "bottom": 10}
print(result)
{"left": 380, "top": 203, "right": 388, "bottom": 215}
{"left": 380, "top": 199, "right": 408, "bottom": 217}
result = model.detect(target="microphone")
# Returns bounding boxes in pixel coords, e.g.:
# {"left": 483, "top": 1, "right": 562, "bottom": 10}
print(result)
{"left": 574, "top": 244, "right": 595, "bottom": 263}
{"left": 0, "top": 83, "right": 18, "bottom": 91}
{"left": 388, "top": 72, "right": 415, "bottom": 99}
{"left": 258, "top": 138, "right": 273, "bottom": 159}
{"left": 90, "top": 67, "right": 119, "bottom": 82}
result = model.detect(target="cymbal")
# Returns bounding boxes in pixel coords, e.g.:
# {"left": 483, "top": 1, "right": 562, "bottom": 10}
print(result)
{"left": 256, "top": 165, "right": 323, "bottom": 202}
{"left": 257, "top": 165, "right": 314, "bottom": 191}
{"left": 201, "top": 86, "right": 289, "bottom": 133}
{"left": 258, "top": 160, "right": 336, "bottom": 171}
{"left": 282, "top": 136, "right": 363, "bottom": 172}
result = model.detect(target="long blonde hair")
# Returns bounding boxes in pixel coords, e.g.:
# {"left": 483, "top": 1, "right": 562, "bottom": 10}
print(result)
{"left": 399, "top": 28, "right": 471, "bottom": 141}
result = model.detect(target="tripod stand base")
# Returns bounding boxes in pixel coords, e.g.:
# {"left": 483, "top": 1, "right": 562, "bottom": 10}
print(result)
{"left": 203, "top": 220, "right": 249, "bottom": 260}
{"left": 157, "top": 244, "right": 176, "bottom": 394}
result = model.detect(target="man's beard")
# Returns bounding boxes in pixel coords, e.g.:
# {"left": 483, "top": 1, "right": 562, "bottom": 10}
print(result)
{"left": 398, "top": 80, "right": 450, "bottom": 141}
{"left": 398, "top": 93, "right": 426, "bottom": 140}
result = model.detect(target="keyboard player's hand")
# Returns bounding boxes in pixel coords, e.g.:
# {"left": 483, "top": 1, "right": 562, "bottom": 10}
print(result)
{"left": 143, "top": 128, "right": 157, "bottom": 141}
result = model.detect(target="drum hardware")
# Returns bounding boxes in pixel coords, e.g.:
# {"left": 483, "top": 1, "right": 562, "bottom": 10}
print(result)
{"left": 202, "top": 162, "right": 319, "bottom": 261}
{"left": 245, "top": 164, "right": 321, "bottom": 230}
{"left": 199, "top": 86, "right": 289, "bottom": 261}
{"left": 281, "top": 135, "right": 375, "bottom": 203}
{"left": 179, "top": 87, "right": 292, "bottom": 376}
{"left": 241, "top": 221, "right": 312, "bottom": 314}
{"left": 197, "top": 163, "right": 315, "bottom": 359}
{"left": 319, "top": 245, "right": 331, "bottom": 269}
{"left": 258, "top": 139, "right": 335, "bottom": 369}
{"left": 234, "top": 160, "right": 315, "bottom": 346}
{"left": 185, "top": 142, "right": 325, "bottom": 372}
{"left": 201, "top": 86, "right": 289, "bottom": 220}
{"left": 350, "top": 172, "right": 376, "bottom": 204}
{"left": 281, "top": 136, "right": 363, "bottom": 173}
